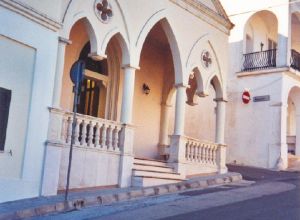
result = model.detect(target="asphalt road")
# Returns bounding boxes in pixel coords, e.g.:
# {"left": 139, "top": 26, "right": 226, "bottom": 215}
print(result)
{"left": 31, "top": 165, "right": 300, "bottom": 220}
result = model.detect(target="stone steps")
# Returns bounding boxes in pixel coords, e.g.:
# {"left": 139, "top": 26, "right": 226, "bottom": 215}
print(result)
{"left": 132, "top": 157, "right": 184, "bottom": 187}
{"left": 134, "top": 157, "right": 169, "bottom": 167}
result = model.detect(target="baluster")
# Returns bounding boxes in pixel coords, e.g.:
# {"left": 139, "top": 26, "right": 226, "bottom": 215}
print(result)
{"left": 204, "top": 144, "right": 208, "bottom": 164}
{"left": 213, "top": 145, "right": 217, "bottom": 164}
{"left": 185, "top": 142, "right": 188, "bottom": 160}
{"left": 189, "top": 142, "right": 192, "bottom": 161}
{"left": 186, "top": 142, "right": 190, "bottom": 161}
{"left": 193, "top": 143, "right": 197, "bottom": 162}
{"left": 101, "top": 123, "right": 107, "bottom": 149}
{"left": 74, "top": 118, "right": 80, "bottom": 145}
{"left": 61, "top": 117, "right": 67, "bottom": 142}
{"left": 113, "top": 126, "right": 120, "bottom": 151}
{"left": 87, "top": 121, "right": 94, "bottom": 147}
{"left": 196, "top": 144, "right": 201, "bottom": 162}
{"left": 66, "top": 117, "right": 72, "bottom": 144}
{"left": 210, "top": 145, "right": 213, "bottom": 163}
{"left": 94, "top": 122, "right": 100, "bottom": 148}
{"left": 80, "top": 120, "right": 87, "bottom": 146}
{"left": 201, "top": 143, "right": 205, "bottom": 163}
{"left": 107, "top": 124, "right": 113, "bottom": 150}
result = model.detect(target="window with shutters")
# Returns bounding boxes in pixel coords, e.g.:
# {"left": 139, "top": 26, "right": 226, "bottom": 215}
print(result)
{"left": 0, "top": 87, "right": 11, "bottom": 151}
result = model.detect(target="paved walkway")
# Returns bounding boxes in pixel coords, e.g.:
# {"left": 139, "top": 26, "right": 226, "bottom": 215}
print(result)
{"left": 0, "top": 172, "right": 242, "bottom": 220}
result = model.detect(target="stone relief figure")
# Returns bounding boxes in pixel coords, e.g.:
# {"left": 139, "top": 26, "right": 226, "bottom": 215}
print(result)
{"left": 186, "top": 73, "right": 198, "bottom": 106}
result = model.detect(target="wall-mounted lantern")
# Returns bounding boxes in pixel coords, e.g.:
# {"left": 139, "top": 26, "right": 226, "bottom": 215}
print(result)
{"left": 142, "top": 83, "right": 150, "bottom": 95}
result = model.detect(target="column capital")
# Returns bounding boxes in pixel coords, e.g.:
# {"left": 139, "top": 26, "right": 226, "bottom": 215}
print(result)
{"left": 88, "top": 52, "right": 107, "bottom": 61}
{"left": 197, "top": 91, "right": 209, "bottom": 97}
{"left": 58, "top": 36, "right": 72, "bottom": 45}
{"left": 122, "top": 64, "right": 140, "bottom": 70}
{"left": 214, "top": 98, "right": 228, "bottom": 103}
{"left": 161, "top": 102, "right": 172, "bottom": 108}
{"left": 174, "top": 83, "right": 189, "bottom": 89}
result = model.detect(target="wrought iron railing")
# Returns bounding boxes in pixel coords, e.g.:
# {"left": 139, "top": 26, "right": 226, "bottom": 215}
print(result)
{"left": 242, "top": 49, "right": 277, "bottom": 71}
{"left": 291, "top": 49, "right": 300, "bottom": 71}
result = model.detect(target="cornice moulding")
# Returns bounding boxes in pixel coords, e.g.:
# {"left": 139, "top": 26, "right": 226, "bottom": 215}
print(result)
{"left": 169, "top": 0, "right": 234, "bottom": 34}
{"left": 0, "top": 0, "right": 62, "bottom": 32}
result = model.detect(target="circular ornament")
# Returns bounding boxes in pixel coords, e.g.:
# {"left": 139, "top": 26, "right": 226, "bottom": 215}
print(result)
{"left": 201, "top": 50, "right": 212, "bottom": 69}
{"left": 94, "top": 0, "right": 113, "bottom": 23}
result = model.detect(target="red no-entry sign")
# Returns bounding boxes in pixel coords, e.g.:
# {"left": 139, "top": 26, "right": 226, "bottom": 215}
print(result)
{"left": 242, "top": 91, "right": 251, "bottom": 104}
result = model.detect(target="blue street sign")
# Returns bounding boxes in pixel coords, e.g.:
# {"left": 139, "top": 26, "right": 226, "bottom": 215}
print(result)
{"left": 70, "top": 60, "right": 85, "bottom": 85}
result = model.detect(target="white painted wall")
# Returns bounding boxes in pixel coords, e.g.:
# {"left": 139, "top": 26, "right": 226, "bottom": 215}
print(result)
{"left": 0, "top": 6, "right": 58, "bottom": 202}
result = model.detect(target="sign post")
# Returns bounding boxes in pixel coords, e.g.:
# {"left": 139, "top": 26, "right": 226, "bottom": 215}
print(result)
{"left": 65, "top": 60, "right": 85, "bottom": 201}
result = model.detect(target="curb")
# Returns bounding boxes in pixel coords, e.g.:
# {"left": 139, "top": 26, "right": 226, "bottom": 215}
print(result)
{"left": 0, "top": 173, "right": 242, "bottom": 220}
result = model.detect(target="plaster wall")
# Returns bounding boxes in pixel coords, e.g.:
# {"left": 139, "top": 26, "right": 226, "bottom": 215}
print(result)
{"left": 133, "top": 42, "right": 166, "bottom": 159}
{"left": 0, "top": 36, "right": 35, "bottom": 179}
{"left": 58, "top": 147, "right": 120, "bottom": 190}
{"left": 0, "top": 6, "right": 58, "bottom": 202}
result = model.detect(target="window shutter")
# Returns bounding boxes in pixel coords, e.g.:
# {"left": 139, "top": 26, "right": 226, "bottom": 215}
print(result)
{"left": 0, "top": 87, "right": 11, "bottom": 151}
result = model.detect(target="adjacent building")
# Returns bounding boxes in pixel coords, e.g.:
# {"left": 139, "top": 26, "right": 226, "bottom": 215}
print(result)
{"left": 221, "top": 0, "right": 300, "bottom": 170}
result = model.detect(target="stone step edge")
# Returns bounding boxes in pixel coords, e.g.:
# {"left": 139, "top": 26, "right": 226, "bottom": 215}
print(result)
{"left": 133, "top": 162, "right": 172, "bottom": 169}
{"left": 133, "top": 169, "right": 179, "bottom": 175}
{"left": 0, "top": 173, "right": 243, "bottom": 220}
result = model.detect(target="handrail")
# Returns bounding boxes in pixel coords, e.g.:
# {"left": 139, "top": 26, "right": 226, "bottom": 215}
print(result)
{"left": 242, "top": 49, "right": 277, "bottom": 71}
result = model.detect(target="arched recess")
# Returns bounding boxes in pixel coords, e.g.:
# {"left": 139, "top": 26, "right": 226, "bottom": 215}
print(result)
{"left": 243, "top": 10, "right": 278, "bottom": 54}
{"left": 61, "top": 0, "right": 131, "bottom": 60}
{"left": 59, "top": 18, "right": 125, "bottom": 121}
{"left": 286, "top": 86, "right": 300, "bottom": 160}
{"left": 291, "top": 12, "right": 300, "bottom": 71}
{"left": 101, "top": 30, "right": 130, "bottom": 65}
{"left": 132, "top": 19, "right": 177, "bottom": 159}
{"left": 208, "top": 75, "right": 224, "bottom": 99}
{"left": 135, "top": 11, "right": 184, "bottom": 85}
{"left": 63, "top": 15, "right": 99, "bottom": 56}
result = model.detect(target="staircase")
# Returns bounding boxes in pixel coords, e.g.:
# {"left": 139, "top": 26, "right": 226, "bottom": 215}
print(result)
{"left": 132, "top": 157, "right": 185, "bottom": 187}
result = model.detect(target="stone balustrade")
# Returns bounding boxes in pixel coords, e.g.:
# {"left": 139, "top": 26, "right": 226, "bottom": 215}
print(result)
{"left": 185, "top": 137, "right": 218, "bottom": 165}
{"left": 48, "top": 108, "right": 123, "bottom": 153}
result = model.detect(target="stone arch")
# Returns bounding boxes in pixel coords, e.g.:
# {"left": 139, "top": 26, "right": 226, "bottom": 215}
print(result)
{"left": 64, "top": 15, "right": 99, "bottom": 56}
{"left": 135, "top": 11, "right": 183, "bottom": 84}
{"left": 243, "top": 10, "right": 278, "bottom": 53}
{"left": 186, "top": 37, "right": 223, "bottom": 90}
{"left": 208, "top": 75, "right": 223, "bottom": 99}
{"left": 287, "top": 86, "right": 300, "bottom": 115}
{"left": 101, "top": 30, "right": 130, "bottom": 65}
{"left": 287, "top": 86, "right": 300, "bottom": 157}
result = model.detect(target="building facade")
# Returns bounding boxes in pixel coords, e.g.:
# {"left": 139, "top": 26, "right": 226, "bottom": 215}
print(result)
{"left": 221, "top": 0, "right": 300, "bottom": 170}
{"left": 0, "top": 0, "right": 232, "bottom": 202}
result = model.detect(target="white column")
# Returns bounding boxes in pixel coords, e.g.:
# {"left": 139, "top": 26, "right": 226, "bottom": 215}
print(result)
{"left": 174, "top": 85, "right": 187, "bottom": 135}
{"left": 276, "top": 6, "right": 290, "bottom": 67}
{"left": 120, "top": 65, "right": 138, "bottom": 124}
{"left": 52, "top": 37, "right": 72, "bottom": 108}
{"left": 159, "top": 103, "right": 172, "bottom": 157}
{"left": 295, "top": 113, "right": 300, "bottom": 156}
{"left": 118, "top": 65, "right": 138, "bottom": 187}
{"left": 159, "top": 103, "right": 172, "bottom": 146}
{"left": 215, "top": 99, "right": 226, "bottom": 144}
{"left": 215, "top": 98, "right": 227, "bottom": 174}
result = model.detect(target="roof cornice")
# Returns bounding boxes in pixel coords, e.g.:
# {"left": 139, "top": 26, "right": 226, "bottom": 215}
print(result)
{"left": 0, "top": 0, "right": 62, "bottom": 32}
{"left": 170, "top": 0, "right": 234, "bottom": 34}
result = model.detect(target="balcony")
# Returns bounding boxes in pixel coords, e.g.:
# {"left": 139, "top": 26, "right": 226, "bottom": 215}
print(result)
{"left": 291, "top": 49, "right": 300, "bottom": 72}
{"left": 242, "top": 49, "right": 277, "bottom": 71}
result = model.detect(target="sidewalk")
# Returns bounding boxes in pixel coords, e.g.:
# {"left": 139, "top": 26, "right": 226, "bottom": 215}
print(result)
{"left": 0, "top": 172, "right": 242, "bottom": 220}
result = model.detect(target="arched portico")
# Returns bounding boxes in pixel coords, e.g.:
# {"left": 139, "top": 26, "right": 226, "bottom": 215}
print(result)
{"left": 287, "top": 86, "right": 300, "bottom": 158}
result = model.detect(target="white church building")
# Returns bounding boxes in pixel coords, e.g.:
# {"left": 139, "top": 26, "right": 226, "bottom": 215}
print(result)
{"left": 0, "top": 0, "right": 233, "bottom": 202}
